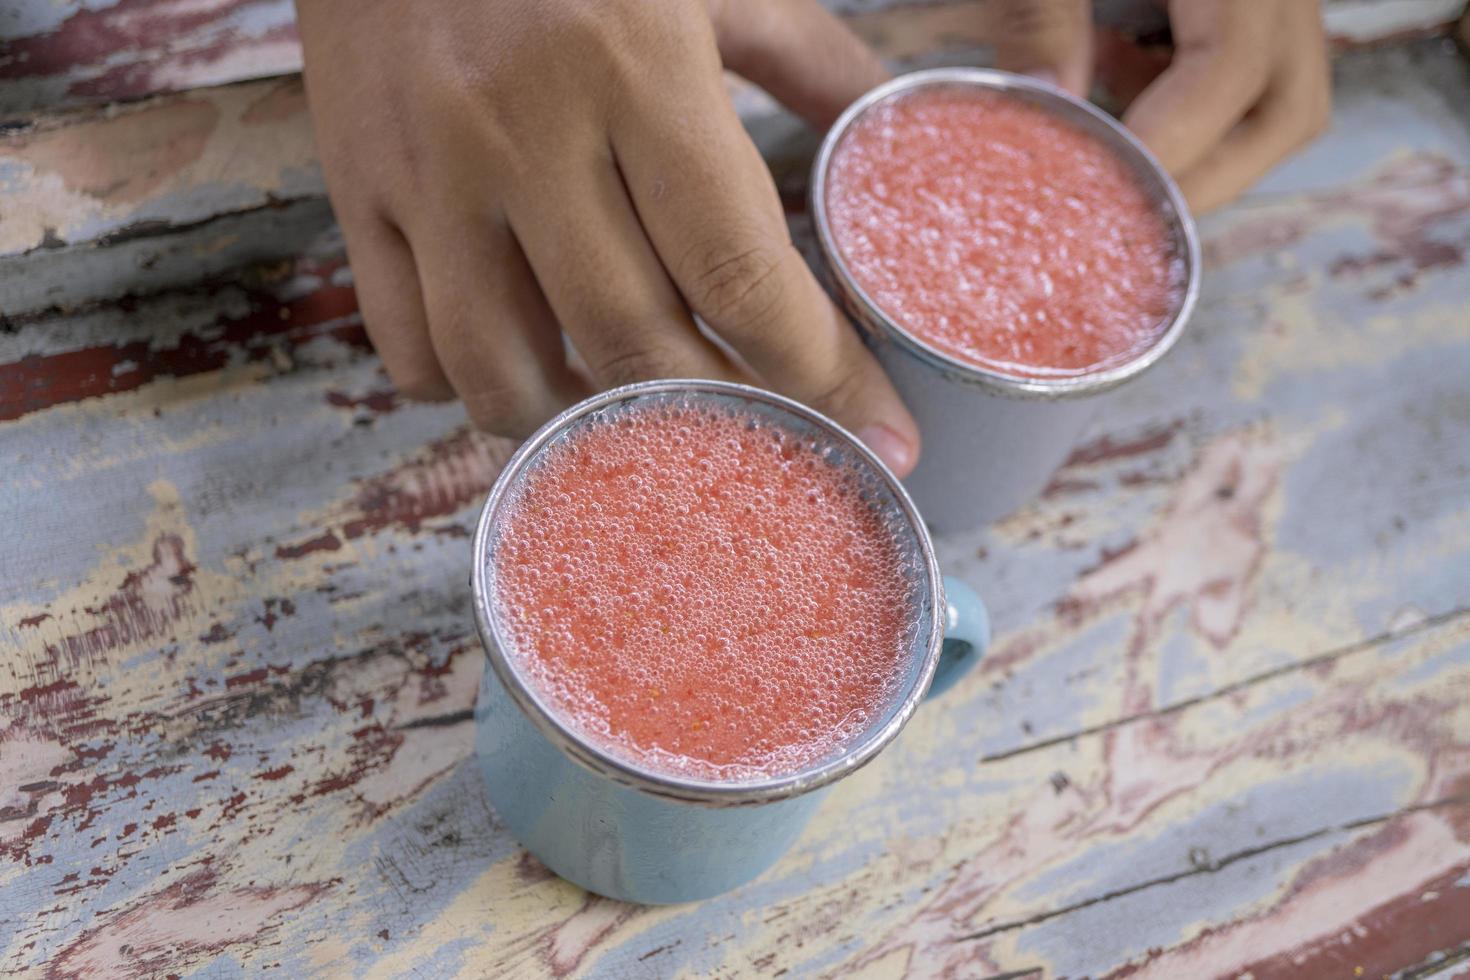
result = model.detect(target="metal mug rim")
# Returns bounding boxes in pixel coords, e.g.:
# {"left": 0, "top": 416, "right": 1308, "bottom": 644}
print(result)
{"left": 809, "top": 66, "right": 1202, "bottom": 400}
{"left": 470, "top": 379, "right": 947, "bottom": 806}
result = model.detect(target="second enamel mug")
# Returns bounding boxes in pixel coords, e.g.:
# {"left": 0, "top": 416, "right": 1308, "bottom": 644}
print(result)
{"left": 811, "top": 68, "right": 1201, "bottom": 531}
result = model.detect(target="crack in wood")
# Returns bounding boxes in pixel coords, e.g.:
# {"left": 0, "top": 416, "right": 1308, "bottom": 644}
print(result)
{"left": 980, "top": 606, "right": 1470, "bottom": 765}
{"left": 1397, "top": 937, "right": 1470, "bottom": 978}
{"left": 1, "top": 202, "right": 338, "bottom": 331}
{"left": 952, "top": 791, "right": 1470, "bottom": 944}
{"left": 393, "top": 709, "right": 474, "bottom": 732}
{"left": 13, "top": 192, "right": 324, "bottom": 259}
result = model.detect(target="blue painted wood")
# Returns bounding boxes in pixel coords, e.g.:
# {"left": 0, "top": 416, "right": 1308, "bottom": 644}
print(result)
{"left": 1, "top": 34, "right": 1468, "bottom": 980}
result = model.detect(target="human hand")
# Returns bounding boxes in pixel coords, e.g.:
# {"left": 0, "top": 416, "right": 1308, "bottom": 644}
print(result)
{"left": 993, "top": 0, "right": 1331, "bottom": 212}
{"left": 296, "top": 0, "right": 919, "bottom": 473}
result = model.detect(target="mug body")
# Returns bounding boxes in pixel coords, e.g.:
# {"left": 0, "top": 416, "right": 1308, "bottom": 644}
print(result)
{"left": 875, "top": 341, "right": 1100, "bottom": 530}
{"left": 811, "top": 68, "right": 1200, "bottom": 531}
{"left": 471, "top": 380, "right": 955, "bottom": 905}
{"left": 474, "top": 663, "right": 827, "bottom": 904}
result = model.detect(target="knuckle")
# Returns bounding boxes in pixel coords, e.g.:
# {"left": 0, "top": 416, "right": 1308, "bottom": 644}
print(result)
{"left": 808, "top": 362, "right": 869, "bottom": 417}
{"left": 391, "top": 369, "right": 453, "bottom": 403}
{"left": 685, "top": 241, "right": 791, "bottom": 335}
{"left": 998, "top": 0, "right": 1086, "bottom": 39}
{"left": 462, "top": 384, "right": 542, "bottom": 438}
{"left": 594, "top": 340, "right": 687, "bottom": 387}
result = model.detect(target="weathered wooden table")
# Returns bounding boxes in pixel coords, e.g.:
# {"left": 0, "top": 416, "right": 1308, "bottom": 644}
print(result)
{"left": 4, "top": 3, "right": 1470, "bottom": 977}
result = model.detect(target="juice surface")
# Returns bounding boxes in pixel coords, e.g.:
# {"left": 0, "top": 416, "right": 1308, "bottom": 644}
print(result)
{"left": 825, "top": 84, "right": 1185, "bottom": 378}
{"left": 491, "top": 397, "right": 921, "bottom": 782}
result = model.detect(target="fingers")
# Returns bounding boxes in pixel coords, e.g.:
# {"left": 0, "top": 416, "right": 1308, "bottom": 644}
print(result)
{"left": 338, "top": 214, "right": 452, "bottom": 401}
{"left": 1093, "top": 27, "right": 1171, "bottom": 108}
{"left": 408, "top": 217, "right": 591, "bottom": 438}
{"left": 612, "top": 74, "right": 920, "bottom": 475}
{"left": 1121, "top": 0, "right": 1275, "bottom": 176}
{"left": 991, "top": 0, "right": 1094, "bottom": 97}
{"left": 1172, "top": 1, "right": 1331, "bottom": 213}
{"left": 709, "top": 0, "right": 889, "bottom": 129}
{"left": 507, "top": 155, "right": 743, "bottom": 394}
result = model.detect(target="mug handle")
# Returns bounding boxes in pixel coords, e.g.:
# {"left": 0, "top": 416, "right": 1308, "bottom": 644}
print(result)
{"left": 926, "top": 576, "right": 991, "bottom": 700}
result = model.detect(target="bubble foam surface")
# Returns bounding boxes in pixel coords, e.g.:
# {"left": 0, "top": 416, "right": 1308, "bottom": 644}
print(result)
{"left": 826, "top": 85, "right": 1186, "bottom": 378}
{"left": 490, "top": 395, "right": 922, "bottom": 783}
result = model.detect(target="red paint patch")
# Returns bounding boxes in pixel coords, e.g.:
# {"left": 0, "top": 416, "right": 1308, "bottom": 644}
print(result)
{"left": 8, "top": 98, "right": 218, "bottom": 206}
{"left": 225, "top": 667, "right": 268, "bottom": 689}
{"left": 34, "top": 535, "right": 195, "bottom": 678}
{"left": 255, "top": 597, "right": 296, "bottom": 631}
{"left": 19, "top": 613, "right": 53, "bottom": 628}
{"left": 44, "top": 865, "right": 328, "bottom": 980}
{"left": 274, "top": 531, "right": 343, "bottom": 560}
{"left": 1194, "top": 856, "right": 1470, "bottom": 980}
{"left": 1067, "top": 431, "right": 1278, "bottom": 651}
{"left": 272, "top": 429, "right": 514, "bottom": 560}
{"left": 306, "top": 726, "right": 404, "bottom": 808}
{"left": 1207, "top": 153, "right": 1470, "bottom": 299}
{"left": 1041, "top": 477, "right": 1100, "bottom": 498}
{"left": 343, "top": 429, "right": 514, "bottom": 538}
{"left": 517, "top": 850, "right": 556, "bottom": 885}
{"left": 0, "top": 256, "right": 365, "bottom": 423}
{"left": 0, "top": 814, "right": 54, "bottom": 865}
{"left": 543, "top": 897, "right": 641, "bottom": 978}
{"left": 198, "top": 623, "right": 234, "bottom": 644}
{"left": 0, "top": 0, "right": 260, "bottom": 80}
{"left": 325, "top": 388, "right": 401, "bottom": 415}
{"left": 1064, "top": 422, "right": 1183, "bottom": 468}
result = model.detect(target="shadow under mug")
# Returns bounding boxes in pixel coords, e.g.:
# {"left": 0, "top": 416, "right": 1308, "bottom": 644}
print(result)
{"left": 810, "top": 68, "right": 1202, "bottom": 532}
{"left": 471, "top": 379, "right": 991, "bottom": 904}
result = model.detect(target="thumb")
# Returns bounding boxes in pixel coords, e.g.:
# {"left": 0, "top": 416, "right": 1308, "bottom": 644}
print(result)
{"left": 992, "top": 0, "right": 1094, "bottom": 97}
{"left": 709, "top": 0, "right": 890, "bottom": 129}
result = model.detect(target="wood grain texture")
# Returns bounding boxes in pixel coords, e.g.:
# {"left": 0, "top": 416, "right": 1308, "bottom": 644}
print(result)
{"left": 2, "top": 35, "right": 1469, "bottom": 980}
{"left": 2, "top": 0, "right": 1464, "bottom": 322}
{"left": 0, "top": 0, "right": 1464, "bottom": 116}
{"left": 0, "top": 75, "right": 318, "bottom": 320}
{"left": 0, "top": 0, "right": 300, "bottom": 118}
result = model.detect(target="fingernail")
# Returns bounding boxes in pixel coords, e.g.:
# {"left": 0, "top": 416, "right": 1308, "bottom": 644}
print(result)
{"left": 859, "top": 424, "right": 917, "bottom": 478}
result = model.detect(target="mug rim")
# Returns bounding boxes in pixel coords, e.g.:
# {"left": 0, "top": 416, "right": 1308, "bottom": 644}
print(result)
{"left": 470, "top": 379, "right": 947, "bottom": 806}
{"left": 809, "top": 67, "right": 1202, "bottom": 400}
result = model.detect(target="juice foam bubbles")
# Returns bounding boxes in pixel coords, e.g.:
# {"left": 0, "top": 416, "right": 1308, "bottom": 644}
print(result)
{"left": 491, "top": 396, "right": 922, "bottom": 782}
{"left": 826, "top": 85, "right": 1185, "bottom": 379}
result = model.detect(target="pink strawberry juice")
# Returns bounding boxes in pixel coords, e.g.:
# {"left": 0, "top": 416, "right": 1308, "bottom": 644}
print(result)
{"left": 825, "top": 84, "right": 1185, "bottom": 379}
{"left": 490, "top": 397, "right": 920, "bottom": 781}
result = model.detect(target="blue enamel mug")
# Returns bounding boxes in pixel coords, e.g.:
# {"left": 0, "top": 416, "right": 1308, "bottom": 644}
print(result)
{"left": 471, "top": 380, "right": 990, "bottom": 904}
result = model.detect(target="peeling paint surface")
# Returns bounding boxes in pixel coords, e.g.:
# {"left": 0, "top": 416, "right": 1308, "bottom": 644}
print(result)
{"left": 0, "top": 0, "right": 1458, "bottom": 118}
{"left": 0, "top": 76, "right": 318, "bottom": 259}
{"left": 2, "top": 31, "right": 1469, "bottom": 980}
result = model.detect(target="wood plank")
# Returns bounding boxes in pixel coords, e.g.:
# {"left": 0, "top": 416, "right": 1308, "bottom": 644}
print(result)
{"left": 0, "top": 74, "right": 318, "bottom": 318}
{"left": 0, "top": 0, "right": 300, "bottom": 118}
{"left": 0, "top": 0, "right": 1462, "bottom": 116}
{"left": 8, "top": 32, "right": 1470, "bottom": 327}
